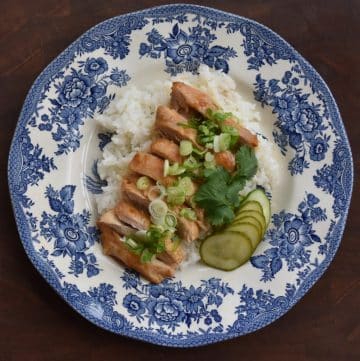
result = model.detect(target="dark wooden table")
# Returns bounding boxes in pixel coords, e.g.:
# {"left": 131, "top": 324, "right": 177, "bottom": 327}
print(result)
{"left": 1, "top": 0, "right": 359, "bottom": 360}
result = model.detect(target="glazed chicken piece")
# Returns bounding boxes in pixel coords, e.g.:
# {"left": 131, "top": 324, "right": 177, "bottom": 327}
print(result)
{"left": 97, "top": 208, "right": 137, "bottom": 236}
{"left": 129, "top": 152, "right": 175, "bottom": 186}
{"left": 177, "top": 216, "right": 200, "bottom": 243}
{"left": 121, "top": 174, "right": 154, "bottom": 209}
{"left": 214, "top": 151, "right": 236, "bottom": 172}
{"left": 99, "top": 224, "right": 174, "bottom": 284}
{"left": 155, "top": 105, "right": 201, "bottom": 148}
{"left": 171, "top": 82, "right": 258, "bottom": 147}
{"left": 150, "top": 138, "right": 183, "bottom": 164}
{"left": 171, "top": 81, "right": 218, "bottom": 117}
{"left": 222, "top": 118, "right": 258, "bottom": 148}
{"left": 100, "top": 208, "right": 185, "bottom": 269}
{"left": 194, "top": 207, "right": 211, "bottom": 234}
{"left": 157, "top": 238, "right": 186, "bottom": 267}
{"left": 115, "top": 200, "right": 151, "bottom": 230}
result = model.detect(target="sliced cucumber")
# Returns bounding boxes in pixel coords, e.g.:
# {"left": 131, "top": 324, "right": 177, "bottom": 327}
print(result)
{"left": 233, "top": 211, "right": 266, "bottom": 236}
{"left": 200, "top": 231, "right": 253, "bottom": 271}
{"left": 236, "top": 200, "right": 263, "bottom": 215}
{"left": 230, "top": 215, "right": 263, "bottom": 237}
{"left": 226, "top": 222, "right": 261, "bottom": 249}
{"left": 242, "top": 189, "right": 271, "bottom": 225}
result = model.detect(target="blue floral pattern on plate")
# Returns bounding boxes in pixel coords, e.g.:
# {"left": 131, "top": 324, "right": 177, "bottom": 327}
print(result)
{"left": 31, "top": 57, "right": 130, "bottom": 155}
{"left": 121, "top": 270, "right": 233, "bottom": 330}
{"left": 140, "top": 23, "right": 237, "bottom": 75}
{"left": 8, "top": 4, "right": 353, "bottom": 347}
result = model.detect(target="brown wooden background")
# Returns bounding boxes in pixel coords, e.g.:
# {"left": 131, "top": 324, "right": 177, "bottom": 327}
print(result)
{"left": 1, "top": 0, "right": 359, "bottom": 360}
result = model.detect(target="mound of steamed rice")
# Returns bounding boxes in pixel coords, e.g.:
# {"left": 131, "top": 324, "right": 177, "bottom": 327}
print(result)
{"left": 95, "top": 64, "right": 279, "bottom": 216}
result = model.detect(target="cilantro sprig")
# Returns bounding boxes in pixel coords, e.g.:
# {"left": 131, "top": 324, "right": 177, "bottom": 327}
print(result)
{"left": 125, "top": 225, "right": 167, "bottom": 263}
{"left": 194, "top": 145, "right": 258, "bottom": 226}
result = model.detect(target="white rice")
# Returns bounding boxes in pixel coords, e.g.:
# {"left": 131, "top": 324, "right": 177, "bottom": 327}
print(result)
{"left": 95, "top": 64, "right": 279, "bottom": 216}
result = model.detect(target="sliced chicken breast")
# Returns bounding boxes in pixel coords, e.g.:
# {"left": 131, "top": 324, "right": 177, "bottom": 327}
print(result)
{"left": 121, "top": 174, "right": 154, "bottom": 209}
{"left": 223, "top": 118, "right": 258, "bottom": 148}
{"left": 194, "top": 207, "right": 211, "bottom": 234}
{"left": 129, "top": 152, "right": 175, "bottom": 186}
{"left": 97, "top": 208, "right": 136, "bottom": 236}
{"left": 155, "top": 105, "right": 201, "bottom": 148}
{"left": 115, "top": 200, "right": 150, "bottom": 230}
{"left": 171, "top": 82, "right": 258, "bottom": 147}
{"left": 99, "top": 224, "right": 174, "bottom": 284}
{"left": 171, "top": 81, "right": 218, "bottom": 117}
{"left": 150, "top": 138, "right": 183, "bottom": 164}
{"left": 177, "top": 216, "right": 200, "bottom": 243}
{"left": 157, "top": 238, "right": 186, "bottom": 267}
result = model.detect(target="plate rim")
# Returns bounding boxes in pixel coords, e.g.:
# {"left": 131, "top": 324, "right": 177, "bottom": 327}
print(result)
{"left": 7, "top": 3, "right": 354, "bottom": 347}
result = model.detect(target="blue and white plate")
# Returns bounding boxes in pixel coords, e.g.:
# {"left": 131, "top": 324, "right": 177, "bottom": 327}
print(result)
{"left": 8, "top": 4, "right": 353, "bottom": 347}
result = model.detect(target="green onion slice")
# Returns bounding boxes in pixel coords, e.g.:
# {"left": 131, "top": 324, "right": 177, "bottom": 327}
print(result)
{"left": 178, "top": 176, "right": 196, "bottom": 196}
{"left": 167, "top": 186, "right": 186, "bottom": 206}
{"left": 180, "top": 207, "right": 197, "bottom": 221}
{"left": 163, "top": 159, "right": 170, "bottom": 177}
{"left": 213, "top": 135, "right": 220, "bottom": 152}
{"left": 136, "top": 176, "right": 151, "bottom": 190}
{"left": 149, "top": 199, "right": 168, "bottom": 224}
{"left": 219, "top": 133, "right": 231, "bottom": 151}
{"left": 179, "top": 140, "right": 193, "bottom": 156}
{"left": 165, "top": 212, "right": 177, "bottom": 228}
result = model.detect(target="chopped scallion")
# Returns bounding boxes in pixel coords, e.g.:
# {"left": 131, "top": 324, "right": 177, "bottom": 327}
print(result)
{"left": 167, "top": 186, "right": 186, "bottom": 206}
{"left": 136, "top": 176, "right": 150, "bottom": 190}
{"left": 219, "top": 133, "right": 231, "bottom": 151}
{"left": 163, "top": 159, "right": 170, "bottom": 177}
{"left": 178, "top": 176, "right": 196, "bottom": 196}
{"left": 165, "top": 212, "right": 177, "bottom": 228}
{"left": 179, "top": 140, "right": 193, "bottom": 156}
{"left": 205, "top": 152, "right": 214, "bottom": 162}
{"left": 180, "top": 208, "right": 197, "bottom": 221}
{"left": 149, "top": 199, "right": 168, "bottom": 225}
{"left": 168, "top": 162, "right": 186, "bottom": 176}
{"left": 213, "top": 135, "right": 220, "bottom": 152}
{"left": 183, "top": 156, "right": 199, "bottom": 170}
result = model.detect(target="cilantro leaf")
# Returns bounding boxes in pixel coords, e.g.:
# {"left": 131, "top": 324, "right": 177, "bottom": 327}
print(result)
{"left": 235, "top": 146, "right": 258, "bottom": 179}
{"left": 225, "top": 178, "right": 246, "bottom": 208}
{"left": 206, "top": 205, "right": 235, "bottom": 226}
{"left": 194, "top": 168, "right": 234, "bottom": 225}
{"left": 193, "top": 145, "right": 258, "bottom": 227}
{"left": 194, "top": 167, "right": 239, "bottom": 226}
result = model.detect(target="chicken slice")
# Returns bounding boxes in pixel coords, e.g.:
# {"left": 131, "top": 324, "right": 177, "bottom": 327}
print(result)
{"left": 194, "top": 207, "right": 211, "bottom": 234}
{"left": 177, "top": 216, "right": 200, "bottom": 243}
{"left": 150, "top": 138, "right": 183, "bottom": 164}
{"left": 129, "top": 152, "right": 175, "bottom": 186}
{"left": 157, "top": 238, "right": 186, "bottom": 267}
{"left": 97, "top": 208, "right": 136, "bottom": 236}
{"left": 214, "top": 151, "right": 236, "bottom": 172}
{"left": 155, "top": 105, "right": 201, "bottom": 148}
{"left": 171, "top": 81, "right": 218, "bottom": 117}
{"left": 115, "top": 200, "right": 150, "bottom": 230}
{"left": 223, "top": 118, "right": 258, "bottom": 148}
{"left": 121, "top": 174, "right": 154, "bottom": 209}
{"left": 99, "top": 224, "right": 174, "bottom": 284}
{"left": 171, "top": 82, "right": 258, "bottom": 147}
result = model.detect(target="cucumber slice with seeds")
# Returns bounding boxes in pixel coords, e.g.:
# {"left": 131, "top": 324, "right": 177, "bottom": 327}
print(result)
{"left": 236, "top": 200, "right": 263, "bottom": 215}
{"left": 243, "top": 189, "right": 271, "bottom": 225}
{"left": 234, "top": 211, "right": 266, "bottom": 236}
{"left": 200, "top": 189, "right": 271, "bottom": 272}
{"left": 226, "top": 222, "right": 261, "bottom": 249}
{"left": 200, "top": 232, "right": 253, "bottom": 271}
{"left": 231, "top": 215, "right": 264, "bottom": 237}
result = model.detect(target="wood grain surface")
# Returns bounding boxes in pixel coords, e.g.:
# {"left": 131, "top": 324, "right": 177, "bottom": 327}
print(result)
{"left": 1, "top": 0, "right": 359, "bottom": 360}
